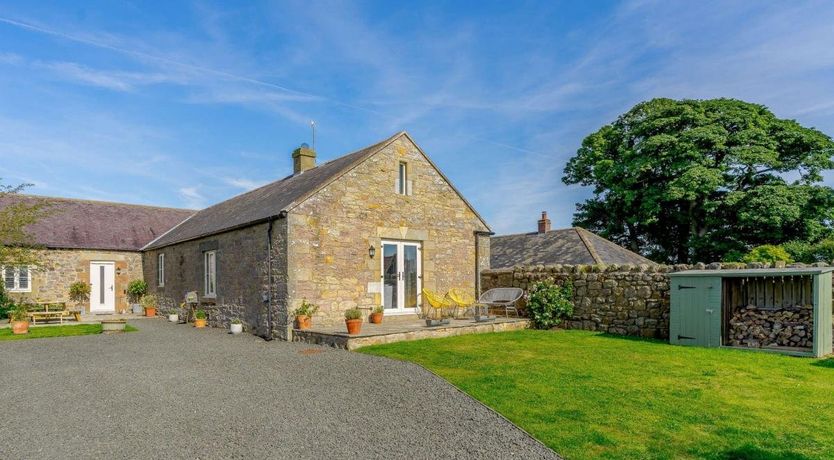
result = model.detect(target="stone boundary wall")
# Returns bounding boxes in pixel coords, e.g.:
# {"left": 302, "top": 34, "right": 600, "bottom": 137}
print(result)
{"left": 480, "top": 261, "right": 834, "bottom": 339}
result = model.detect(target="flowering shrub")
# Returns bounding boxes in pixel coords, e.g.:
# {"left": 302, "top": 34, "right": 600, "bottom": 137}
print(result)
{"left": 526, "top": 281, "right": 574, "bottom": 329}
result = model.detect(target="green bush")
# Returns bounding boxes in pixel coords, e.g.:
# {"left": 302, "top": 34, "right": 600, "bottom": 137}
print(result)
{"left": 344, "top": 308, "right": 363, "bottom": 320}
{"left": 194, "top": 309, "right": 207, "bottom": 320}
{"left": 293, "top": 299, "right": 319, "bottom": 317}
{"left": 740, "top": 245, "right": 793, "bottom": 264}
{"left": 526, "top": 281, "right": 574, "bottom": 329}
{"left": 784, "top": 239, "right": 834, "bottom": 263}
{"left": 140, "top": 294, "right": 157, "bottom": 309}
{"left": 68, "top": 282, "right": 91, "bottom": 304}
{"left": 8, "top": 303, "right": 28, "bottom": 322}
{"left": 126, "top": 279, "right": 148, "bottom": 303}
{"left": 0, "top": 284, "right": 15, "bottom": 319}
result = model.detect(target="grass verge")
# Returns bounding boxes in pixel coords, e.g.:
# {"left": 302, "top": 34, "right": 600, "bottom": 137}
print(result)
{"left": 0, "top": 323, "right": 138, "bottom": 341}
{"left": 360, "top": 329, "right": 834, "bottom": 460}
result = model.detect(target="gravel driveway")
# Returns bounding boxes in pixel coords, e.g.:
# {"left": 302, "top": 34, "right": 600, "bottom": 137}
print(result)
{"left": 0, "top": 320, "right": 557, "bottom": 459}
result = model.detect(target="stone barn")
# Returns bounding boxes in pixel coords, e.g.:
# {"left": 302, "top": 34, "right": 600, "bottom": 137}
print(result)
{"left": 142, "top": 132, "right": 491, "bottom": 339}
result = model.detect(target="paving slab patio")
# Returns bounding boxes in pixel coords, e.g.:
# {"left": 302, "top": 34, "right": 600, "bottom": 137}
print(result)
{"left": 0, "top": 318, "right": 558, "bottom": 459}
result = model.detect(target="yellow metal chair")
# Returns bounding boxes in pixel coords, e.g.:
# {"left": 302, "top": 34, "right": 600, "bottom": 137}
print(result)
{"left": 446, "top": 288, "right": 475, "bottom": 318}
{"left": 422, "top": 288, "right": 452, "bottom": 319}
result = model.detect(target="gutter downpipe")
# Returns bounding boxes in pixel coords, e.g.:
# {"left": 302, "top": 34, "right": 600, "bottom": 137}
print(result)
{"left": 263, "top": 211, "right": 286, "bottom": 342}
{"left": 474, "top": 230, "right": 495, "bottom": 297}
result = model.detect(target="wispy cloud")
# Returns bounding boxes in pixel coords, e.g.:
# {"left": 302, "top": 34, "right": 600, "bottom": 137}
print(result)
{"left": 178, "top": 186, "right": 205, "bottom": 209}
{"left": 223, "top": 177, "right": 267, "bottom": 191}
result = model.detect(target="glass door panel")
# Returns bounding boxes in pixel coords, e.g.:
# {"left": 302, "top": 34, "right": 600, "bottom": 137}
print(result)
{"left": 403, "top": 245, "right": 418, "bottom": 309}
{"left": 382, "top": 243, "right": 398, "bottom": 310}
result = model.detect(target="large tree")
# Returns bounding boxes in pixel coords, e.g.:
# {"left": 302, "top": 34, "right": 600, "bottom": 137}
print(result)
{"left": 0, "top": 181, "right": 49, "bottom": 268}
{"left": 563, "top": 98, "right": 834, "bottom": 263}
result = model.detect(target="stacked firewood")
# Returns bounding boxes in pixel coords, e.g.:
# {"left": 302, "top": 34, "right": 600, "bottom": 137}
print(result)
{"left": 727, "top": 305, "right": 813, "bottom": 349}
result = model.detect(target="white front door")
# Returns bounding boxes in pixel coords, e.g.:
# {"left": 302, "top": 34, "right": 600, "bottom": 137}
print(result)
{"left": 89, "top": 262, "right": 116, "bottom": 313}
{"left": 381, "top": 240, "right": 422, "bottom": 314}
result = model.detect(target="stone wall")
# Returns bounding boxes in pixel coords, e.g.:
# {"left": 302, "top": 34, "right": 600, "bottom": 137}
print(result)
{"left": 481, "top": 261, "right": 834, "bottom": 340}
{"left": 9, "top": 248, "right": 141, "bottom": 312}
{"left": 287, "top": 135, "right": 490, "bottom": 326}
{"left": 482, "top": 264, "right": 670, "bottom": 338}
{"left": 143, "top": 222, "right": 286, "bottom": 337}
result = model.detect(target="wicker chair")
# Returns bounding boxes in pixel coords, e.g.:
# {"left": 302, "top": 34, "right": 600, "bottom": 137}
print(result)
{"left": 476, "top": 288, "right": 524, "bottom": 318}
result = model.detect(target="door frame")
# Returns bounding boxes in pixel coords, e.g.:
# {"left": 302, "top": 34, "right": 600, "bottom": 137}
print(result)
{"left": 380, "top": 240, "right": 422, "bottom": 315}
{"left": 89, "top": 261, "right": 116, "bottom": 313}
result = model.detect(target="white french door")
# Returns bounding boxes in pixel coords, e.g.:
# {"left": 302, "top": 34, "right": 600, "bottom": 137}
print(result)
{"left": 381, "top": 240, "right": 422, "bottom": 314}
{"left": 89, "top": 261, "right": 116, "bottom": 313}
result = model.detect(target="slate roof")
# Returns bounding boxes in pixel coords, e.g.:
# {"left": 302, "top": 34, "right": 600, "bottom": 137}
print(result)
{"left": 144, "top": 131, "right": 488, "bottom": 250}
{"left": 0, "top": 194, "right": 194, "bottom": 251}
{"left": 490, "top": 227, "right": 656, "bottom": 268}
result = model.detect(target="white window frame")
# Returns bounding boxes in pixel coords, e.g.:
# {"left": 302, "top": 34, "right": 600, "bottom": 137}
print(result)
{"left": 397, "top": 161, "right": 408, "bottom": 195}
{"left": 157, "top": 253, "right": 165, "bottom": 287}
{"left": 203, "top": 251, "right": 216, "bottom": 298}
{"left": 3, "top": 266, "right": 31, "bottom": 293}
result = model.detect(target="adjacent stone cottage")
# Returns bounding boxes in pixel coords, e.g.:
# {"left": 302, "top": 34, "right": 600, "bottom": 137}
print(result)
{"left": 490, "top": 211, "right": 655, "bottom": 268}
{"left": 0, "top": 195, "right": 193, "bottom": 312}
{"left": 143, "top": 132, "right": 491, "bottom": 339}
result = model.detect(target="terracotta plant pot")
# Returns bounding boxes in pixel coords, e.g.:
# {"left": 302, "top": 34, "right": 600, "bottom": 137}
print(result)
{"left": 194, "top": 318, "right": 207, "bottom": 328}
{"left": 369, "top": 312, "right": 384, "bottom": 324}
{"left": 144, "top": 307, "right": 156, "bottom": 317}
{"left": 295, "top": 315, "right": 311, "bottom": 330}
{"left": 11, "top": 320, "right": 29, "bottom": 335}
{"left": 345, "top": 318, "right": 363, "bottom": 335}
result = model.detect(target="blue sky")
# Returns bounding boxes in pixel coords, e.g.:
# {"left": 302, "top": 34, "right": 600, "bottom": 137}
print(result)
{"left": 0, "top": 1, "right": 833, "bottom": 234}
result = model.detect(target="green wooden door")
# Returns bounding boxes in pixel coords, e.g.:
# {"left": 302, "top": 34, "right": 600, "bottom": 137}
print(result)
{"left": 670, "top": 276, "right": 721, "bottom": 347}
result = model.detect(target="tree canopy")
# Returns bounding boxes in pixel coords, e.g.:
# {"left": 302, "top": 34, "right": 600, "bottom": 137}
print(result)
{"left": 563, "top": 98, "right": 834, "bottom": 263}
{"left": 0, "top": 181, "right": 49, "bottom": 268}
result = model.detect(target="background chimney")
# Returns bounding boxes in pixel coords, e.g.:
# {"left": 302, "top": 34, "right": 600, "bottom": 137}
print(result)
{"left": 537, "top": 211, "right": 551, "bottom": 233}
{"left": 292, "top": 143, "right": 316, "bottom": 174}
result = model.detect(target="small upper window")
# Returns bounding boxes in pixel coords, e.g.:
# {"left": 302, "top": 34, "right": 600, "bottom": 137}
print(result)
{"left": 3, "top": 266, "right": 30, "bottom": 292}
{"left": 157, "top": 253, "right": 165, "bottom": 287}
{"left": 204, "top": 251, "right": 216, "bottom": 297}
{"left": 397, "top": 162, "right": 408, "bottom": 195}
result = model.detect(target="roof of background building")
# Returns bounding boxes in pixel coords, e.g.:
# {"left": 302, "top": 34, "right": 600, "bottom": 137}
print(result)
{"left": 0, "top": 194, "right": 194, "bottom": 251}
{"left": 490, "top": 227, "right": 656, "bottom": 268}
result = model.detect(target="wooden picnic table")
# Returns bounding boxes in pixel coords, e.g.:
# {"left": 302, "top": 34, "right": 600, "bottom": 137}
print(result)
{"left": 25, "top": 302, "right": 81, "bottom": 324}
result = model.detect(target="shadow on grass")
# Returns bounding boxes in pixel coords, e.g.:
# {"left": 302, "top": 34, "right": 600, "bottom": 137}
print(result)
{"left": 810, "top": 357, "right": 834, "bottom": 369}
{"left": 719, "top": 445, "right": 811, "bottom": 460}
{"left": 594, "top": 332, "right": 668, "bottom": 345}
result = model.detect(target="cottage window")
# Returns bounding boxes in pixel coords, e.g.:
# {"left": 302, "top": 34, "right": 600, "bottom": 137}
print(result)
{"left": 396, "top": 161, "right": 411, "bottom": 195}
{"left": 2, "top": 266, "right": 30, "bottom": 292}
{"left": 204, "top": 251, "right": 216, "bottom": 297}
{"left": 157, "top": 253, "right": 165, "bottom": 287}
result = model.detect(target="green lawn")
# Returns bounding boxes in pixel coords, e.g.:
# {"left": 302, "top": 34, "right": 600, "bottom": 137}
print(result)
{"left": 360, "top": 330, "right": 834, "bottom": 460}
{"left": 0, "top": 323, "right": 137, "bottom": 341}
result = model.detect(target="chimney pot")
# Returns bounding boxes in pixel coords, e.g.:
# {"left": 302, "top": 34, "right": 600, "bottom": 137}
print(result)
{"left": 537, "top": 211, "right": 551, "bottom": 233}
{"left": 292, "top": 144, "right": 316, "bottom": 174}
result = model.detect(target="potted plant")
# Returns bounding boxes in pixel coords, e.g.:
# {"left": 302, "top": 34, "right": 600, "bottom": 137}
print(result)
{"left": 68, "top": 281, "right": 90, "bottom": 315}
{"left": 127, "top": 279, "right": 148, "bottom": 314}
{"left": 293, "top": 299, "right": 319, "bottom": 330}
{"left": 9, "top": 303, "right": 29, "bottom": 335}
{"left": 168, "top": 305, "right": 179, "bottom": 323}
{"left": 194, "top": 309, "right": 207, "bottom": 328}
{"left": 345, "top": 307, "right": 363, "bottom": 335}
{"left": 230, "top": 318, "right": 243, "bottom": 335}
{"left": 369, "top": 305, "right": 384, "bottom": 324}
{"left": 140, "top": 294, "right": 157, "bottom": 317}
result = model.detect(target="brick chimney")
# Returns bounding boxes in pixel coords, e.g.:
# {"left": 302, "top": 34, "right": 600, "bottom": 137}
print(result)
{"left": 292, "top": 143, "right": 316, "bottom": 174}
{"left": 537, "top": 211, "right": 551, "bottom": 233}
